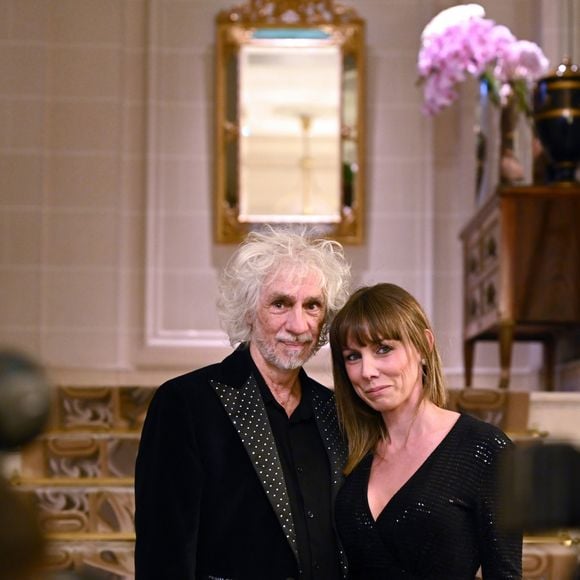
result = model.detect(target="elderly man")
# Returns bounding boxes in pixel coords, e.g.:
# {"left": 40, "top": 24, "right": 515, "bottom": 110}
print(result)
{"left": 135, "top": 228, "right": 351, "bottom": 579}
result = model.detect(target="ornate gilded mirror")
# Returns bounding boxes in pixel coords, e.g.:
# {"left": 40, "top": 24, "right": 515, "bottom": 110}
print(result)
{"left": 214, "top": 0, "right": 365, "bottom": 243}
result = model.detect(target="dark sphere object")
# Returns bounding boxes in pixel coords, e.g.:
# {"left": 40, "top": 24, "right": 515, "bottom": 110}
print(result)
{"left": 0, "top": 350, "right": 51, "bottom": 450}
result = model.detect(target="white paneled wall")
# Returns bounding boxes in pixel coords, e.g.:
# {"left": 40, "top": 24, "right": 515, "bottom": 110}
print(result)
{"left": 0, "top": 0, "right": 577, "bottom": 390}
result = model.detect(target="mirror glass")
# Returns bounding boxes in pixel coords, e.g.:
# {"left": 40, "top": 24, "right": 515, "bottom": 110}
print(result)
{"left": 215, "top": 1, "right": 365, "bottom": 243}
{"left": 240, "top": 43, "right": 341, "bottom": 223}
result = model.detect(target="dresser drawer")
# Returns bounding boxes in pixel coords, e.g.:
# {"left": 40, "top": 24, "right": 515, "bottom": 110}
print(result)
{"left": 464, "top": 210, "right": 500, "bottom": 287}
{"left": 479, "top": 219, "right": 499, "bottom": 274}
{"left": 480, "top": 269, "right": 499, "bottom": 318}
{"left": 465, "top": 269, "right": 500, "bottom": 337}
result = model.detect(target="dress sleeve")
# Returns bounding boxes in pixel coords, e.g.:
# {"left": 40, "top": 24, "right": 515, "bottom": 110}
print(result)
{"left": 476, "top": 430, "right": 523, "bottom": 579}
{"left": 134, "top": 380, "right": 204, "bottom": 579}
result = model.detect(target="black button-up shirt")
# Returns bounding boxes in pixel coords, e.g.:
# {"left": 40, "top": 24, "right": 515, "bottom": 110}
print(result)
{"left": 252, "top": 360, "right": 341, "bottom": 580}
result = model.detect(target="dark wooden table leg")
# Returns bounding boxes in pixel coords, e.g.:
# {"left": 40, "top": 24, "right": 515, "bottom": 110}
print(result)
{"left": 464, "top": 339, "right": 475, "bottom": 388}
{"left": 498, "top": 321, "right": 514, "bottom": 389}
{"left": 542, "top": 335, "right": 556, "bottom": 391}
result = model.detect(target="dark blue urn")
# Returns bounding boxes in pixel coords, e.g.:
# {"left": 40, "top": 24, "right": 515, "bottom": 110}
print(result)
{"left": 533, "top": 58, "right": 580, "bottom": 183}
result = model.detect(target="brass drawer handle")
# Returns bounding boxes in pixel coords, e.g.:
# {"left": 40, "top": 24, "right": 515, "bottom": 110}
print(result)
{"left": 468, "top": 255, "right": 478, "bottom": 273}
{"left": 486, "top": 282, "right": 496, "bottom": 306}
{"left": 469, "top": 297, "right": 479, "bottom": 318}
{"left": 486, "top": 236, "right": 497, "bottom": 258}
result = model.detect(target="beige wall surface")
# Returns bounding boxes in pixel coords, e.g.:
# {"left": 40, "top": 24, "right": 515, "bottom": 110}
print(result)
{"left": 0, "top": 0, "right": 577, "bottom": 389}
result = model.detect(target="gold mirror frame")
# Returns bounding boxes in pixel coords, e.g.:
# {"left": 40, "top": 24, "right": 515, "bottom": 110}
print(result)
{"left": 214, "top": 0, "right": 365, "bottom": 243}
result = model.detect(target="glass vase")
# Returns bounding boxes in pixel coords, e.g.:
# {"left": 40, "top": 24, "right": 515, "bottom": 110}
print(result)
{"left": 499, "top": 94, "right": 525, "bottom": 185}
{"left": 474, "top": 77, "right": 497, "bottom": 205}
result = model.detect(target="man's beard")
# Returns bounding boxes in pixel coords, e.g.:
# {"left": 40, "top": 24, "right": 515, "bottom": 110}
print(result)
{"left": 255, "top": 332, "right": 319, "bottom": 370}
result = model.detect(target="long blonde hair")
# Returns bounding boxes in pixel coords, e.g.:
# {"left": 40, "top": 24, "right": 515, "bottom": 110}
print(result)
{"left": 329, "top": 283, "right": 447, "bottom": 474}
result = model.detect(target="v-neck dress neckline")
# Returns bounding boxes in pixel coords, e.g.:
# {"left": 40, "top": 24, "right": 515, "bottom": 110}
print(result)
{"left": 334, "top": 413, "right": 523, "bottom": 579}
{"left": 366, "top": 413, "right": 462, "bottom": 523}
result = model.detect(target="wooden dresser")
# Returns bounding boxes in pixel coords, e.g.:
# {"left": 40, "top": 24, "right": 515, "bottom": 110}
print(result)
{"left": 459, "top": 185, "right": 580, "bottom": 389}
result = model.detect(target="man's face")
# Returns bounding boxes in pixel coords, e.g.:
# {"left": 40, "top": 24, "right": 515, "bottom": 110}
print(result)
{"left": 251, "top": 269, "right": 326, "bottom": 371}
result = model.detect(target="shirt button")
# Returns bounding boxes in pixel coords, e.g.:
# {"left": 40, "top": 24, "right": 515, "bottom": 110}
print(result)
{"left": 307, "top": 510, "right": 314, "bottom": 518}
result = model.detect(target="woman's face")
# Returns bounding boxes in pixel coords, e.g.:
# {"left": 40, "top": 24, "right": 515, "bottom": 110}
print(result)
{"left": 341, "top": 337, "right": 424, "bottom": 414}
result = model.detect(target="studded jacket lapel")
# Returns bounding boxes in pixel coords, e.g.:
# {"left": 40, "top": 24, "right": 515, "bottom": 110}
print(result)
{"left": 312, "top": 388, "right": 349, "bottom": 578}
{"left": 311, "top": 389, "right": 348, "bottom": 502}
{"left": 210, "top": 375, "right": 299, "bottom": 563}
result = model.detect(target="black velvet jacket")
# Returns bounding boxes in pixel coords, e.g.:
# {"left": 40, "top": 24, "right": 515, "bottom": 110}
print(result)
{"left": 134, "top": 347, "right": 347, "bottom": 580}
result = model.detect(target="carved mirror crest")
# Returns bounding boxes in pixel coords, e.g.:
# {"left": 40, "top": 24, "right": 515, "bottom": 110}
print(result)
{"left": 214, "top": 0, "right": 365, "bottom": 243}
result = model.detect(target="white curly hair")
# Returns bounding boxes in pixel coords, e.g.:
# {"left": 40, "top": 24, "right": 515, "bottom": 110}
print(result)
{"left": 217, "top": 226, "right": 351, "bottom": 349}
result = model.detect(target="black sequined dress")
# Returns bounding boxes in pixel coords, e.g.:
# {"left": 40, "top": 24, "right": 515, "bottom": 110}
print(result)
{"left": 335, "top": 414, "right": 522, "bottom": 579}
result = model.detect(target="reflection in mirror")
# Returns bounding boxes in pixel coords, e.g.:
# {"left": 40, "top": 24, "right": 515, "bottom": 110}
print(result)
{"left": 215, "top": 0, "right": 365, "bottom": 243}
{"left": 240, "top": 43, "right": 341, "bottom": 223}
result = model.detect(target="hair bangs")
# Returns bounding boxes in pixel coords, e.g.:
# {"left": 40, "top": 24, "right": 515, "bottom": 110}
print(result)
{"left": 334, "top": 292, "right": 406, "bottom": 348}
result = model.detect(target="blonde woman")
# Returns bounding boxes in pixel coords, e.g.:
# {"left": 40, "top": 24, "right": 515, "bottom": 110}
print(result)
{"left": 329, "top": 283, "right": 522, "bottom": 579}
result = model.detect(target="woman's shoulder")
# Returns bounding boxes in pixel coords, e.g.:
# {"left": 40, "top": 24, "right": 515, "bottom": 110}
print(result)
{"left": 455, "top": 413, "right": 512, "bottom": 450}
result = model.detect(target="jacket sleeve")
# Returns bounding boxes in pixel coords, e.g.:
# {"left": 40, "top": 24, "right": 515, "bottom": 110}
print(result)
{"left": 134, "top": 380, "right": 204, "bottom": 579}
{"left": 477, "top": 434, "right": 523, "bottom": 579}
